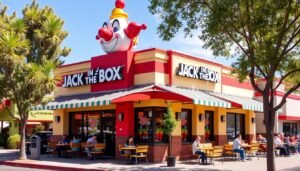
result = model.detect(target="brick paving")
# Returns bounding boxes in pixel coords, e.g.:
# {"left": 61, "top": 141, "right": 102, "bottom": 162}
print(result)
{"left": 0, "top": 150, "right": 299, "bottom": 171}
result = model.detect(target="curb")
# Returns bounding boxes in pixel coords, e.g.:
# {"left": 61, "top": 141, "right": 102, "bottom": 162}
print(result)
{"left": 0, "top": 161, "right": 107, "bottom": 171}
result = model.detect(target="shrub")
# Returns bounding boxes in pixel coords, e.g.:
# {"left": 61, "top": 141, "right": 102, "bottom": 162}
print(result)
{"left": 7, "top": 134, "right": 21, "bottom": 149}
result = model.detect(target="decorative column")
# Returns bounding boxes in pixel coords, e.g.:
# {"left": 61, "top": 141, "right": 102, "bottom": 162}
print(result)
{"left": 245, "top": 110, "right": 256, "bottom": 143}
{"left": 214, "top": 107, "right": 227, "bottom": 145}
{"left": 115, "top": 102, "right": 134, "bottom": 159}
{"left": 192, "top": 105, "right": 205, "bottom": 142}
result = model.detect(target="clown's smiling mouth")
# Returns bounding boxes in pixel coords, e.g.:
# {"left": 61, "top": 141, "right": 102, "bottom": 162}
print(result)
{"left": 102, "top": 36, "right": 118, "bottom": 53}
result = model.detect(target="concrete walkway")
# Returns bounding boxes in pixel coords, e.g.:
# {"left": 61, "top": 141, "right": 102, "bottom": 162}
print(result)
{"left": 1, "top": 150, "right": 299, "bottom": 171}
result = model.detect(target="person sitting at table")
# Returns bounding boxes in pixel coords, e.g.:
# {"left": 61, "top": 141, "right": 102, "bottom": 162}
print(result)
{"left": 125, "top": 136, "right": 135, "bottom": 147}
{"left": 296, "top": 135, "right": 300, "bottom": 153}
{"left": 56, "top": 135, "right": 70, "bottom": 157}
{"left": 70, "top": 135, "right": 81, "bottom": 151}
{"left": 274, "top": 134, "right": 289, "bottom": 156}
{"left": 283, "top": 133, "right": 294, "bottom": 154}
{"left": 257, "top": 134, "right": 267, "bottom": 143}
{"left": 192, "top": 136, "right": 207, "bottom": 164}
{"left": 86, "top": 135, "right": 97, "bottom": 160}
{"left": 124, "top": 136, "right": 137, "bottom": 164}
{"left": 233, "top": 134, "right": 246, "bottom": 162}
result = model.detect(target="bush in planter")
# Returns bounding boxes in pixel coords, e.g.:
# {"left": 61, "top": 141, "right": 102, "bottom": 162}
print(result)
{"left": 163, "top": 107, "right": 177, "bottom": 167}
{"left": 7, "top": 134, "right": 21, "bottom": 149}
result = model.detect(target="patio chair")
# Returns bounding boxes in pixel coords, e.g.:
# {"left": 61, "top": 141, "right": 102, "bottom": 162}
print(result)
{"left": 118, "top": 144, "right": 130, "bottom": 163}
{"left": 223, "top": 144, "right": 237, "bottom": 160}
{"left": 65, "top": 143, "right": 81, "bottom": 158}
{"left": 46, "top": 142, "right": 57, "bottom": 157}
{"left": 246, "top": 143, "right": 260, "bottom": 160}
{"left": 80, "top": 142, "right": 87, "bottom": 158}
{"left": 130, "top": 145, "right": 149, "bottom": 164}
{"left": 206, "top": 146, "right": 224, "bottom": 165}
{"left": 91, "top": 143, "right": 106, "bottom": 160}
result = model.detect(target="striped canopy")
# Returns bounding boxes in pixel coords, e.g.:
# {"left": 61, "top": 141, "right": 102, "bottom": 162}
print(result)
{"left": 33, "top": 84, "right": 245, "bottom": 111}
{"left": 209, "top": 92, "right": 263, "bottom": 112}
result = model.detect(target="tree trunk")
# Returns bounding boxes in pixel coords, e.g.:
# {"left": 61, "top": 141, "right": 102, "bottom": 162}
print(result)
{"left": 266, "top": 127, "right": 275, "bottom": 171}
{"left": 263, "top": 92, "right": 276, "bottom": 171}
{"left": 19, "top": 120, "right": 27, "bottom": 160}
{"left": 168, "top": 134, "right": 172, "bottom": 156}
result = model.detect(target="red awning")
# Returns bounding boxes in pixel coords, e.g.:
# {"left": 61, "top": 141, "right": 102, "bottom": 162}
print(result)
{"left": 112, "top": 86, "right": 193, "bottom": 103}
{"left": 278, "top": 115, "right": 300, "bottom": 121}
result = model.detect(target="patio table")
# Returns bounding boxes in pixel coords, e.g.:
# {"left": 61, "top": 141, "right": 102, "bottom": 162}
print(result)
{"left": 199, "top": 146, "right": 214, "bottom": 154}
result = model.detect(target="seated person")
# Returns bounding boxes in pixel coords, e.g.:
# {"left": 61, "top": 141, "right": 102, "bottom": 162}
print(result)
{"left": 233, "top": 134, "right": 246, "bottom": 162}
{"left": 56, "top": 135, "right": 70, "bottom": 157}
{"left": 283, "top": 133, "right": 294, "bottom": 154}
{"left": 274, "top": 134, "right": 289, "bottom": 156}
{"left": 86, "top": 135, "right": 97, "bottom": 160}
{"left": 124, "top": 136, "right": 137, "bottom": 164}
{"left": 125, "top": 136, "right": 135, "bottom": 147}
{"left": 192, "top": 136, "right": 207, "bottom": 164}
{"left": 297, "top": 135, "right": 300, "bottom": 153}
{"left": 70, "top": 136, "right": 81, "bottom": 151}
{"left": 257, "top": 134, "right": 267, "bottom": 143}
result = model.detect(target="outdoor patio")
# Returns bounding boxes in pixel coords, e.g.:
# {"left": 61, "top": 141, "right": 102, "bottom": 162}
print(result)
{"left": 1, "top": 150, "right": 300, "bottom": 171}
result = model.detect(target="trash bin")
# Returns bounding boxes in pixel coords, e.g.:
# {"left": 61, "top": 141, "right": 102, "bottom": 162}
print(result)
{"left": 30, "top": 135, "right": 41, "bottom": 159}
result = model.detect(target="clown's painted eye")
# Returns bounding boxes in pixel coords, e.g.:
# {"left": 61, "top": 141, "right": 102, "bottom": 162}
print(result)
{"left": 102, "top": 22, "right": 108, "bottom": 29}
{"left": 112, "top": 19, "right": 120, "bottom": 32}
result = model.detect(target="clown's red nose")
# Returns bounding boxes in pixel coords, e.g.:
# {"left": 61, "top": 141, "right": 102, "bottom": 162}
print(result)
{"left": 99, "top": 28, "right": 113, "bottom": 42}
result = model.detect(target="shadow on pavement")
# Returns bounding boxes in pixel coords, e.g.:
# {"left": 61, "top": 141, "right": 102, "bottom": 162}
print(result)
{"left": 280, "top": 166, "right": 300, "bottom": 171}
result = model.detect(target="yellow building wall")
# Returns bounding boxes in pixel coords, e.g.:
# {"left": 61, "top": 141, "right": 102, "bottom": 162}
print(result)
{"left": 222, "top": 85, "right": 254, "bottom": 98}
{"left": 134, "top": 73, "right": 169, "bottom": 85}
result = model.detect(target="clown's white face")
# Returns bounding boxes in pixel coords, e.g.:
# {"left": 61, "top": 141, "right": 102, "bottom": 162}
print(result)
{"left": 99, "top": 18, "right": 131, "bottom": 53}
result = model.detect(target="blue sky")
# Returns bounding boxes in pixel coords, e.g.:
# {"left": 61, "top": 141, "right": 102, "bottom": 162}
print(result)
{"left": 1, "top": 0, "right": 232, "bottom": 66}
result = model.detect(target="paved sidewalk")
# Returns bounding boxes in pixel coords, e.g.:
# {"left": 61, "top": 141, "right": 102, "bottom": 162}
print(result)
{"left": 1, "top": 150, "right": 299, "bottom": 171}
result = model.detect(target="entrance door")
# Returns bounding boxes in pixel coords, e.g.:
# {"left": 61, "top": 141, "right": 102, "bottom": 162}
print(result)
{"left": 101, "top": 112, "right": 116, "bottom": 156}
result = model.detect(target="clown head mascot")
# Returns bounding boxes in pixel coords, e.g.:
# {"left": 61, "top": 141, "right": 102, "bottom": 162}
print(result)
{"left": 96, "top": 0, "right": 147, "bottom": 54}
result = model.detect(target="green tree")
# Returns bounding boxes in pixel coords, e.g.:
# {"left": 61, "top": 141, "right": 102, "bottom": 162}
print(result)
{"left": 163, "top": 107, "right": 177, "bottom": 157}
{"left": 0, "top": 1, "right": 70, "bottom": 159}
{"left": 149, "top": 1, "right": 300, "bottom": 170}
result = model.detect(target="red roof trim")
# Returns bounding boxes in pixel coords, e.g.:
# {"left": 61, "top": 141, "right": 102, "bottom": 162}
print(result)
{"left": 134, "top": 61, "right": 168, "bottom": 74}
{"left": 58, "top": 60, "right": 91, "bottom": 68}
{"left": 255, "top": 91, "right": 300, "bottom": 100}
{"left": 222, "top": 75, "right": 254, "bottom": 90}
{"left": 170, "top": 50, "right": 223, "bottom": 67}
{"left": 278, "top": 115, "right": 300, "bottom": 121}
{"left": 134, "top": 48, "right": 166, "bottom": 54}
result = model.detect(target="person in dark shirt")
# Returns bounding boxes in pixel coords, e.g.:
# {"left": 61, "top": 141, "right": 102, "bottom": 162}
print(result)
{"left": 56, "top": 135, "right": 70, "bottom": 157}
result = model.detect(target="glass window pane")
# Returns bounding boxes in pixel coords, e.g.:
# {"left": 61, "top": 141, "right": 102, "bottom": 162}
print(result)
{"left": 181, "top": 109, "right": 192, "bottom": 142}
{"left": 205, "top": 111, "right": 214, "bottom": 141}
{"left": 226, "top": 114, "right": 235, "bottom": 141}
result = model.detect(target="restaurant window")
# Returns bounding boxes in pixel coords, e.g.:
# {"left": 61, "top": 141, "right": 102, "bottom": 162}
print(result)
{"left": 135, "top": 107, "right": 166, "bottom": 144}
{"left": 181, "top": 109, "right": 192, "bottom": 142}
{"left": 226, "top": 113, "right": 245, "bottom": 141}
{"left": 205, "top": 111, "right": 214, "bottom": 141}
{"left": 69, "top": 111, "right": 115, "bottom": 142}
{"left": 283, "top": 122, "right": 298, "bottom": 135}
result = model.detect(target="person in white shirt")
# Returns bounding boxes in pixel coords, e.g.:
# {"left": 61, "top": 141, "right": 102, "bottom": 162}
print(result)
{"left": 233, "top": 134, "right": 246, "bottom": 161}
{"left": 274, "top": 134, "right": 289, "bottom": 156}
{"left": 192, "top": 136, "right": 207, "bottom": 164}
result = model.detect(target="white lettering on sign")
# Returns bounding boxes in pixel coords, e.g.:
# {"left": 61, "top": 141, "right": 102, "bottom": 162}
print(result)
{"left": 177, "top": 63, "right": 219, "bottom": 83}
{"left": 62, "top": 65, "right": 124, "bottom": 88}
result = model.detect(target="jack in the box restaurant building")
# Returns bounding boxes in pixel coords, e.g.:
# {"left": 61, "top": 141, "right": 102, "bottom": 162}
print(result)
{"left": 34, "top": 0, "right": 299, "bottom": 162}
